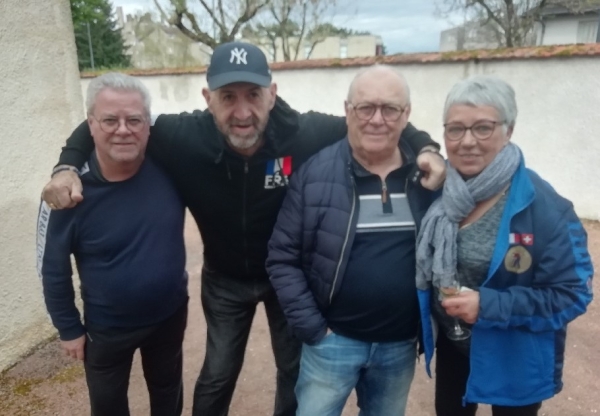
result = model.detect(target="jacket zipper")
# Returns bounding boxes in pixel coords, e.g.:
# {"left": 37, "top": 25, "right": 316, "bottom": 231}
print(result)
{"left": 242, "top": 161, "right": 249, "bottom": 274}
{"left": 405, "top": 177, "right": 417, "bottom": 240}
{"left": 482, "top": 206, "right": 529, "bottom": 285}
{"left": 381, "top": 179, "right": 388, "bottom": 204}
{"left": 330, "top": 184, "right": 356, "bottom": 303}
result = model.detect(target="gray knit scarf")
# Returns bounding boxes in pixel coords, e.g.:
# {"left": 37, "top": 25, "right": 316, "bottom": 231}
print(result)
{"left": 415, "top": 142, "right": 521, "bottom": 290}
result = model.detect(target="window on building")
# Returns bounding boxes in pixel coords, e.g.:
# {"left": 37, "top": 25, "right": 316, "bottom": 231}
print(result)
{"left": 577, "top": 20, "right": 599, "bottom": 43}
{"left": 340, "top": 39, "right": 348, "bottom": 58}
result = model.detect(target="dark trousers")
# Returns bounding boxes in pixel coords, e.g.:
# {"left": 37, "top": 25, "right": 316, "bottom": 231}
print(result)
{"left": 192, "top": 267, "right": 301, "bottom": 416}
{"left": 435, "top": 332, "right": 542, "bottom": 416}
{"left": 84, "top": 300, "right": 188, "bottom": 416}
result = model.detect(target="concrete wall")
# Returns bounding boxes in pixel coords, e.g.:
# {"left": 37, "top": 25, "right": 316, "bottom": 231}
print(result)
{"left": 0, "top": 0, "right": 84, "bottom": 372}
{"left": 82, "top": 56, "right": 600, "bottom": 219}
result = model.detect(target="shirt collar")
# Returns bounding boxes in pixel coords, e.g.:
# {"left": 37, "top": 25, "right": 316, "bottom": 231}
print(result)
{"left": 350, "top": 143, "right": 413, "bottom": 177}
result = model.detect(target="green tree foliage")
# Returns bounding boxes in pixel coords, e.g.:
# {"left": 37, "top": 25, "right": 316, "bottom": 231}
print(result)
{"left": 71, "top": 0, "right": 130, "bottom": 70}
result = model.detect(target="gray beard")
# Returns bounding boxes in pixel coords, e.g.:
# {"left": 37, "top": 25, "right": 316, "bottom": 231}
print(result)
{"left": 226, "top": 133, "right": 261, "bottom": 150}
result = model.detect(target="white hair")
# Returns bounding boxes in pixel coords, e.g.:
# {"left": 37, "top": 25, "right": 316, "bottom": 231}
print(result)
{"left": 86, "top": 72, "right": 151, "bottom": 117}
{"left": 443, "top": 75, "right": 517, "bottom": 128}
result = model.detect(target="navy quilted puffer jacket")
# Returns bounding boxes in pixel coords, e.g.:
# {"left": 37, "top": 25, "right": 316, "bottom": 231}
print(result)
{"left": 266, "top": 138, "right": 438, "bottom": 345}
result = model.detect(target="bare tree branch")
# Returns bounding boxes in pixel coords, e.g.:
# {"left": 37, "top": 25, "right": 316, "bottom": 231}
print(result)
{"left": 292, "top": 1, "right": 308, "bottom": 60}
{"left": 219, "top": 0, "right": 228, "bottom": 29}
{"left": 154, "top": 0, "right": 272, "bottom": 50}
{"left": 436, "top": 0, "right": 599, "bottom": 49}
{"left": 229, "top": 1, "right": 269, "bottom": 39}
{"left": 152, "top": 0, "right": 171, "bottom": 22}
{"left": 474, "top": 0, "right": 507, "bottom": 30}
{"left": 197, "top": 0, "right": 228, "bottom": 36}
{"left": 172, "top": 10, "right": 218, "bottom": 47}
{"left": 271, "top": 0, "right": 338, "bottom": 61}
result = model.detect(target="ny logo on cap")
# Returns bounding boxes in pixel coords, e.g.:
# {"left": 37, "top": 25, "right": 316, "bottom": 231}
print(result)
{"left": 230, "top": 48, "right": 248, "bottom": 65}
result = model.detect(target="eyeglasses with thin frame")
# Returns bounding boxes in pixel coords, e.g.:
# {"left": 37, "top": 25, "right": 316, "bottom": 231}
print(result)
{"left": 91, "top": 115, "right": 148, "bottom": 134}
{"left": 443, "top": 120, "right": 505, "bottom": 141}
{"left": 347, "top": 102, "right": 407, "bottom": 122}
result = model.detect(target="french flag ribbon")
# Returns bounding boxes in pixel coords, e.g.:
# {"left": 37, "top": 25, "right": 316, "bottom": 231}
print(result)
{"left": 266, "top": 156, "right": 292, "bottom": 175}
{"left": 509, "top": 233, "right": 534, "bottom": 246}
{"left": 280, "top": 156, "right": 292, "bottom": 175}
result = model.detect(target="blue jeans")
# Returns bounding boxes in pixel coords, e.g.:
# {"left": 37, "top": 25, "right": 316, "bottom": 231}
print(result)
{"left": 295, "top": 333, "right": 417, "bottom": 416}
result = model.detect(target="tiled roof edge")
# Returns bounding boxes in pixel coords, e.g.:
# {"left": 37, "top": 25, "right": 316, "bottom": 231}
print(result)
{"left": 80, "top": 43, "right": 600, "bottom": 78}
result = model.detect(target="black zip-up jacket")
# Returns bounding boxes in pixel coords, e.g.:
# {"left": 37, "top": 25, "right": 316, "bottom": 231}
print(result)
{"left": 57, "top": 97, "right": 439, "bottom": 280}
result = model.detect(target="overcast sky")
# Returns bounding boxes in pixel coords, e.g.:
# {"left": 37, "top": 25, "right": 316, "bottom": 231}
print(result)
{"left": 111, "top": 0, "right": 462, "bottom": 54}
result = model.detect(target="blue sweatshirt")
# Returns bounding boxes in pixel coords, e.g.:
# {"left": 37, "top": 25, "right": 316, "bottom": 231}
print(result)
{"left": 36, "top": 154, "right": 188, "bottom": 340}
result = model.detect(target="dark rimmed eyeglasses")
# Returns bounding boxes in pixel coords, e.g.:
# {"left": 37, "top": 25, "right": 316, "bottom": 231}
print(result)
{"left": 443, "top": 120, "right": 505, "bottom": 141}
{"left": 91, "top": 115, "right": 147, "bottom": 134}
{"left": 347, "top": 102, "right": 407, "bottom": 122}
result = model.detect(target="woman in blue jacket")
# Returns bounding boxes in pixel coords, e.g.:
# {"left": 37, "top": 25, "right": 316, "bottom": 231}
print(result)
{"left": 416, "top": 75, "right": 593, "bottom": 416}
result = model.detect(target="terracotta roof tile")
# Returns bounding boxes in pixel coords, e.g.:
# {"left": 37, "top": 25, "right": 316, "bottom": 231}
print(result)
{"left": 81, "top": 43, "right": 600, "bottom": 78}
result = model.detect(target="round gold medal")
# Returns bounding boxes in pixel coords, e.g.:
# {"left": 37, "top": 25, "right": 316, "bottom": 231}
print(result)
{"left": 504, "top": 246, "right": 532, "bottom": 274}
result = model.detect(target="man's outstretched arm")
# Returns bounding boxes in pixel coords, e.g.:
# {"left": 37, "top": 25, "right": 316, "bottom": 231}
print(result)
{"left": 42, "top": 121, "right": 92, "bottom": 209}
{"left": 57, "top": 121, "right": 95, "bottom": 169}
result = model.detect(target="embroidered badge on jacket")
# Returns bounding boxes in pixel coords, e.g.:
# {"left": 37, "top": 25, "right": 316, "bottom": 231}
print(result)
{"left": 504, "top": 245, "right": 533, "bottom": 274}
{"left": 265, "top": 156, "right": 292, "bottom": 189}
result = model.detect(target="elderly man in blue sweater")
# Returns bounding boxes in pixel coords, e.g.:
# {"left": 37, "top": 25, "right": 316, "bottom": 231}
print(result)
{"left": 266, "top": 65, "right": 440, "bottom": 416}
{"left": 37, "top": 73, "right": 188, "bottom": 416}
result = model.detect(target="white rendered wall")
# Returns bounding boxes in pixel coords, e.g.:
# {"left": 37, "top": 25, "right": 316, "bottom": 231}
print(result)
{"left": 81, "top": 56, "right": 600, "bottom": 219}
{"left": 0, "top": 0, "right": 84, "bottom": 371}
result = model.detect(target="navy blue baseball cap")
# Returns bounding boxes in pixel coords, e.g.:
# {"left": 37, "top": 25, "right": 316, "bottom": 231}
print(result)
{"left": 207, "top": 41, "right": 272, "bottom": 90}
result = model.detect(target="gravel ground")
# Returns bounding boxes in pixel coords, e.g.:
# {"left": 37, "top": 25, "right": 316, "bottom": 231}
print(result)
{"left": 1, "top": 218, "right": 598, "bottom": 416}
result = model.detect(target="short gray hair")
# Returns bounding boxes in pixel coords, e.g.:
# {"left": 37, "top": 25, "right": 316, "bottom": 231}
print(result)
{"left": 443, "top": 75, "right": 517, "bottom": 128}
{"left": 86, "top": 72, "right": 151, "bottom": 117}
{"left": 347, "top": 64, "right": 411, "bottom": 104}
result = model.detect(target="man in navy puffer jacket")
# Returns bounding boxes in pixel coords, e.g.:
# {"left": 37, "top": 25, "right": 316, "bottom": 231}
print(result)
{"left": 266, "top": 65, "right": 440, "bottom": 416}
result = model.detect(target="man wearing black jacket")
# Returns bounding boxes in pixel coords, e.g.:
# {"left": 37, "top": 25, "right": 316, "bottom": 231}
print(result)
{"left": 42, "top": 42, "right": 445, "bottom": 416}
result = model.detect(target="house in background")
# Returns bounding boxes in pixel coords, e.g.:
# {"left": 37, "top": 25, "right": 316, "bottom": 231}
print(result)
{"left": 534, "top": 5, "right": 600, "bottom": 45}
{"left": 115, "top": 5, "right": 382, "bottom": 68}
{"left": 440, "top": 4, "right": 600, "bottom": 52}
{"left": 247, "top": 35, "right": 384, "bottom": 62}
{"left": 439, "top": 22, "right": 499, "bottom": 52}
{"left": 116, "top": 7, "right": 211, "bottom": 69}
